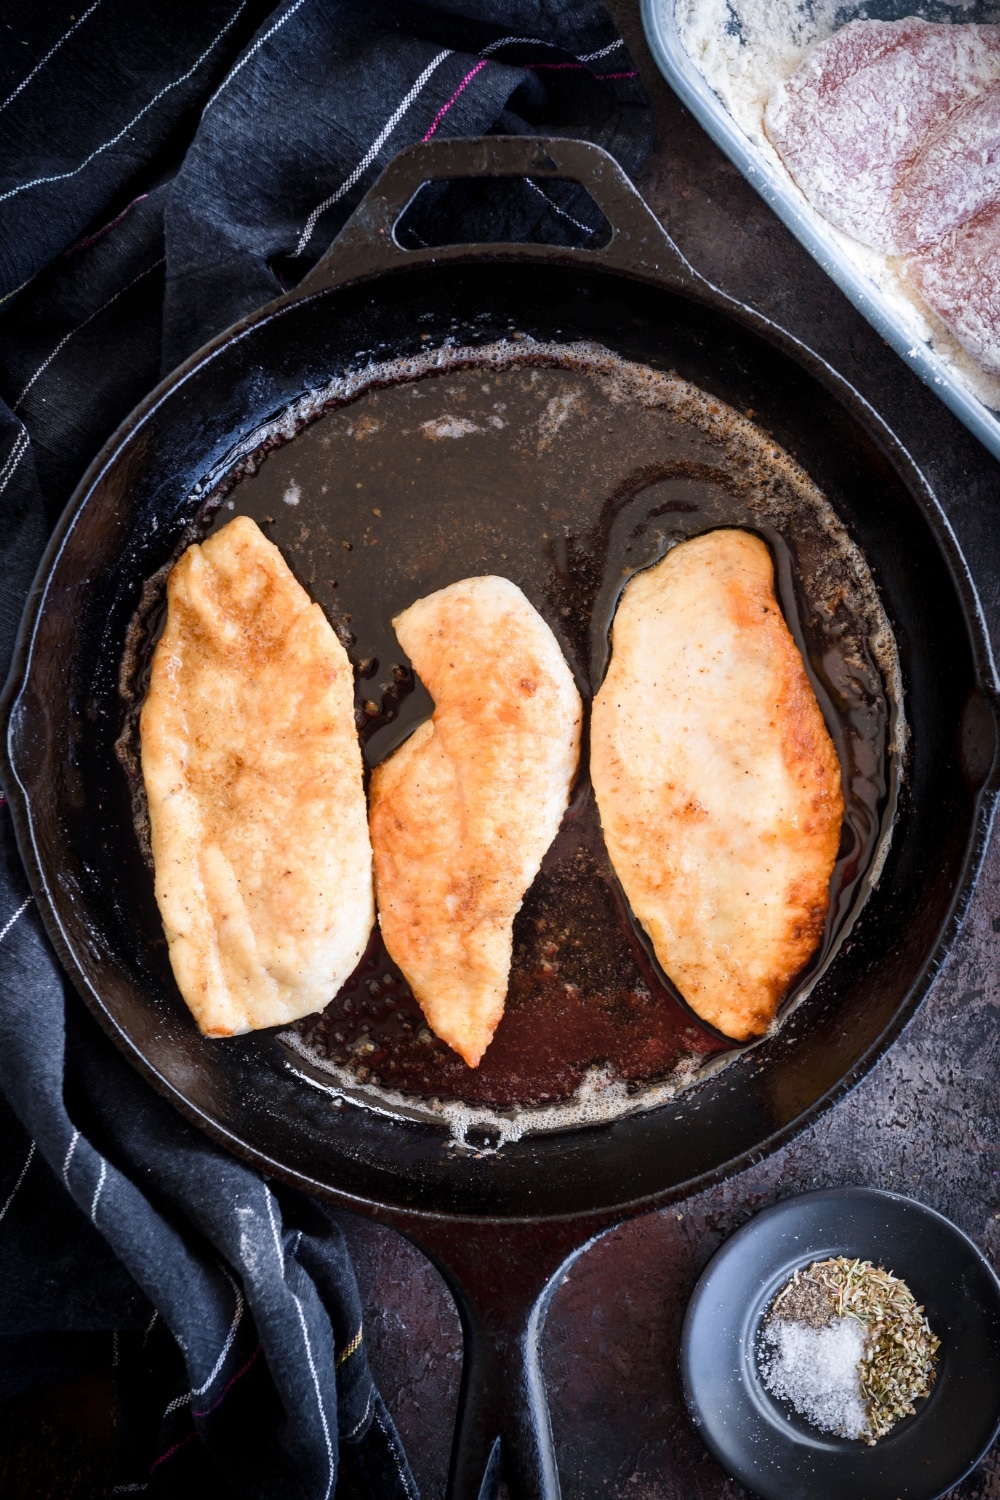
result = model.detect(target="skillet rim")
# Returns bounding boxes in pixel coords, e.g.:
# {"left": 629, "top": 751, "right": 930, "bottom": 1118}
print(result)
{"left": 3, "top": 168, "right": 999, "bottom": 1228}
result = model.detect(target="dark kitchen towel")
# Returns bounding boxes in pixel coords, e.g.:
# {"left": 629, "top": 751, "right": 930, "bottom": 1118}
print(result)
{"left": 0, "top": 2, "right": 651, "bottom": 1496}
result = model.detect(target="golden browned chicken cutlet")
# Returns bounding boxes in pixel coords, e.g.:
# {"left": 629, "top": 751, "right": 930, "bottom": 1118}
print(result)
{"left": 140, "top": 514, "right": 374, "bottom": 1036}
{"left": 590, "top": 529, "right": 843, "bottom": 1041}
{"left": 369, "top": 576, "right": 582, "bottom": 1067}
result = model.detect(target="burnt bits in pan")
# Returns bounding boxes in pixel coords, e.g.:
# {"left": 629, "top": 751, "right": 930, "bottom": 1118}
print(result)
{"left": 118, "top": 342, "right": 902, "bottom": 1129}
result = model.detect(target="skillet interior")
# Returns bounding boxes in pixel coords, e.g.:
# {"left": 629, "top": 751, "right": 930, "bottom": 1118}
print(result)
{"left": 113, "top": 341, "right": 899, "bottom": 1138}
{"left": 4, "top": 257, "right": 992, "bottom": 1218}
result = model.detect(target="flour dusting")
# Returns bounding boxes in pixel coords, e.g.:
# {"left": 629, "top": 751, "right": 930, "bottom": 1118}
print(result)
{"left": 674, "top": 0, "right": 1000, "bottom": 409}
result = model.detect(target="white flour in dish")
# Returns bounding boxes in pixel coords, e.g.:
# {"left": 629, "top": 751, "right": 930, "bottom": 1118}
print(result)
{"left": 675, "top": 0, "right": 842, "bottom": 133}
{"left": 675, "top": 0, "right": 1000, "bottom": 409}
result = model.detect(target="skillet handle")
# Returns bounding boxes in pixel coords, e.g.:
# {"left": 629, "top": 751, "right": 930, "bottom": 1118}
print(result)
{"left": 448, "top": 1282, "right": 560, "bottom": 1500}
{"left": 401, "top": 1217, "right": 602, "bottom": 1500}
{"left": 283, "top": 135, "right": 702, "bottom": 298}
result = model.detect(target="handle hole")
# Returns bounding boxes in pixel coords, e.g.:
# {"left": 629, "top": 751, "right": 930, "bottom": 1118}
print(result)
{"left": 393, "top": 175, "right": 613, "bottom": 251}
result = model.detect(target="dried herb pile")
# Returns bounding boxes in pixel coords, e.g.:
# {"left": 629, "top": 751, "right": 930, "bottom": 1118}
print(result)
{"left": 765, "top": 1256, "right": 940, "bottom": 1443}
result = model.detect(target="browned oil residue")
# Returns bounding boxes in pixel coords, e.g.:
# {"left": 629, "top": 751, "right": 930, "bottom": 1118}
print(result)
{"left": 123, "top": 349, "right": 897, "bottom": 1115}
{"left": 298, "top": 784, "right": 731, "bottom": 1110}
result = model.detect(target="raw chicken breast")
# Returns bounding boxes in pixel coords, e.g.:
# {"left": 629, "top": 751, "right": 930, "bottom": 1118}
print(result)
{"left": 903, "top": 201, "right": 1000, "bottom": 376}
{"left": 893, "top": 80, "right": 1000, "bottom": 250}
{"left": 368, "top": 576, "right": 582, "bottom": 1068}
{"left": 765, "top": 18, "right": 1000, "bottom": 254}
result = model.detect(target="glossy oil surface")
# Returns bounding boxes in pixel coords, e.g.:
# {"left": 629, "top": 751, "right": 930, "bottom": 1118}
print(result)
{"left": 121, "top": 347, "right": 900, "bottom": 1115}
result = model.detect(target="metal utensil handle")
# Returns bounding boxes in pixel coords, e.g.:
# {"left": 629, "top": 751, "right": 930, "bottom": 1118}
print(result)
{"left": 285, "top": 134, "right": 701, "bottom": 298}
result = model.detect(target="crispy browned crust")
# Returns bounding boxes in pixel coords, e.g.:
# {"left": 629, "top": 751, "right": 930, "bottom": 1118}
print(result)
{"left": 368, "top": 576, "right": 582, "bottom": 1067}
{"left": 591, "top": 529, "right": 844, "bottom": 1041}
{"left": 140, "top": 515, "right": 373, "bottom": 1036}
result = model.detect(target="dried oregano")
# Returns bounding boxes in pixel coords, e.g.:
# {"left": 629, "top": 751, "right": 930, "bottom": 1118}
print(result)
{"left": 766, "top": 1256, "right": 940, "bottom": 1443}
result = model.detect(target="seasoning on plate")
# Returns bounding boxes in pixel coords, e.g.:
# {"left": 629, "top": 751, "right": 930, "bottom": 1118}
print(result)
{"left": 759, "top": 1256, "right": 940, "bottom": 1444}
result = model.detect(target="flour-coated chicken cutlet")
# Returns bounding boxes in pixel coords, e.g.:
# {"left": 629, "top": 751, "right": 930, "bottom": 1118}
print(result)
{"left": 764, "top": 18, "right": 1000, "bottom": 376}
{"left": 893, "top": 80, "right": 1000, "bottom": 251}
{"left": 764, "top": 19, "right": 1000, "bottom": 254}
{"left": 368, "top": 576, "right": 582, "bottom": 1068}
{"left": 590, "top": 530, "right": 843, "bottom": 1042}
{"left": 902, "top": 200, "right": 1000, "bottom": 376}
{"left": 140, "top": 514, "right": 374, "bottom": 1036}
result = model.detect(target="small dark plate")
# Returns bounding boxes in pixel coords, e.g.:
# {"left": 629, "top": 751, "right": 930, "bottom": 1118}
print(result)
{"left": 681, "top": 1187, "right": 1000, "bottom": 1500}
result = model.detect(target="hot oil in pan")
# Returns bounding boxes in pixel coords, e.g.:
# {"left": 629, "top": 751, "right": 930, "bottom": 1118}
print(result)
{"left": 189, "top": 351, "right": 898, "bottom": 1115}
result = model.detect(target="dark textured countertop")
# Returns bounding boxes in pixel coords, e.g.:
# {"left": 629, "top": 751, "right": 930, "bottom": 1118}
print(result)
{"left": 339, "top": 6, "right": 1000, "bottom": 1498}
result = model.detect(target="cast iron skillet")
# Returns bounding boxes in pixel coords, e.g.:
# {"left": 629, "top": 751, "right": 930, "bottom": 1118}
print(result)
{"left": 2, "top": 138, "right": 998, "bottom": 1500}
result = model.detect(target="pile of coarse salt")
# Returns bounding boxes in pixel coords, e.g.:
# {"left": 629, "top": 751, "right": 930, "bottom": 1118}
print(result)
{"left": 760, "top": 1314, "right": 868, "bottom": 1439}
